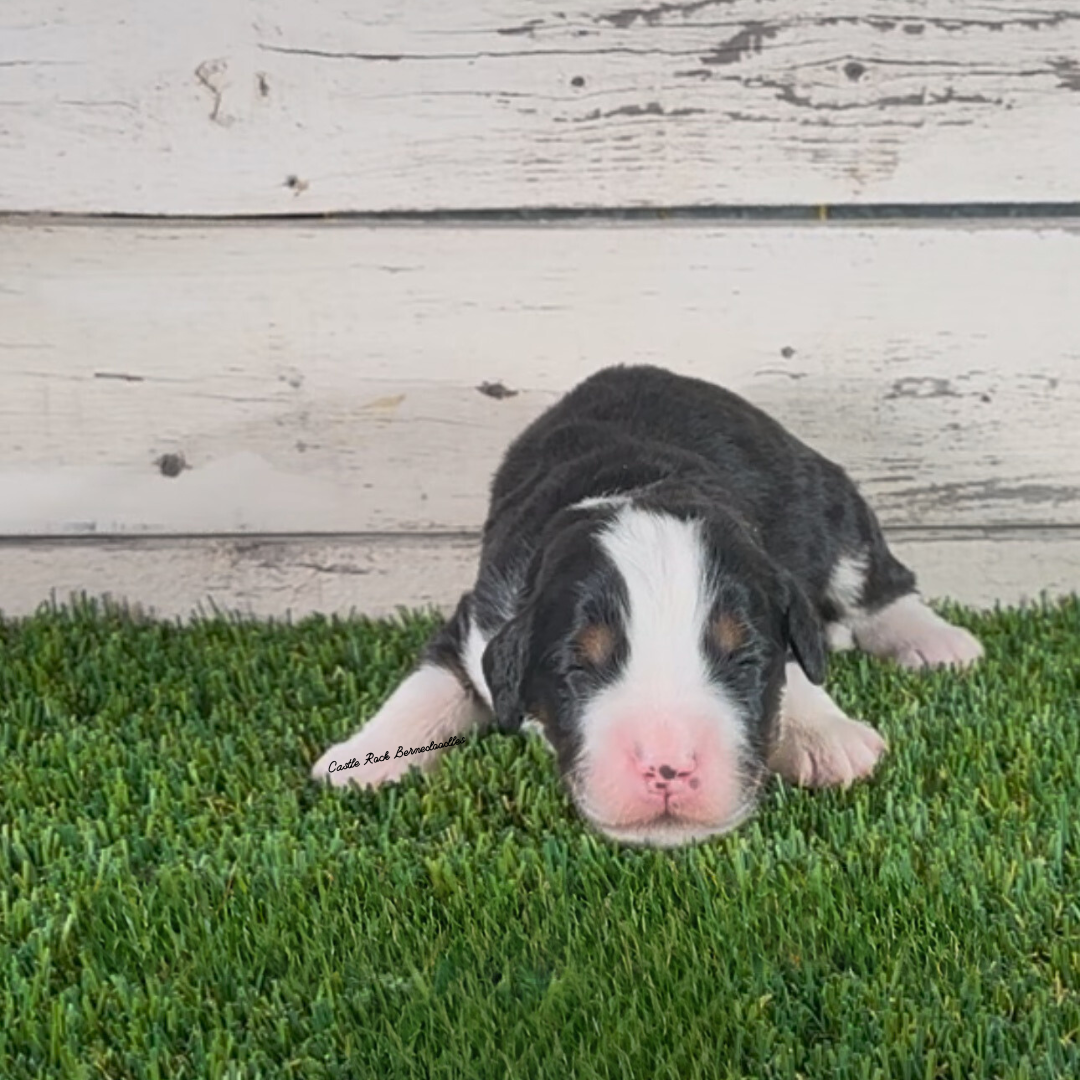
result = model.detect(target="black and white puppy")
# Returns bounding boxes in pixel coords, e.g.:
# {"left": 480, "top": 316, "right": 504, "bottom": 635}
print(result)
{"left": 312, "top": 365, "right": 982, "bottom": 846}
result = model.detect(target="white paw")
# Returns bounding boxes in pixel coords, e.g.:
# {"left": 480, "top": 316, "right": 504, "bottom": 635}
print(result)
{"left": 311, "top": 727, "right": 429, "bottom": 789}
{"left": 310, "top": 664, "right": 485, "bottom": 791}
{"left": 892, "top": 623, "right": 983, "bottom": 671}
{"left": 769, "top": 712, "right": 888, "bottom": 789}
{"left": 853, "top": 594, "right": 984, "bottom": 671}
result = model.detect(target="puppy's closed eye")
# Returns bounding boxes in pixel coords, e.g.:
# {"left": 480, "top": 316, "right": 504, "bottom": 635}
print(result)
{"left": 711, "top": 612, "right": 747, "bottom": 654}
{"left": 573, "top": 623, "right": 618, "bottom": 669}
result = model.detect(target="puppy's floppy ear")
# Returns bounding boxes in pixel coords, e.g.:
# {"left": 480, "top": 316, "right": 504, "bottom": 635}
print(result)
{"left": 481, "top": 607, "right": 534, "bottom": 732}
{"left": 781, "top": 575, "right": 827, "bottom": 685}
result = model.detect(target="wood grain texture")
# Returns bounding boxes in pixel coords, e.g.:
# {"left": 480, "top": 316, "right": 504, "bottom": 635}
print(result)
{"left": 0, "top": 535, "right": 479, "bottom": 621}
{"left": 3, "top": 218, "right": 1079, "bottom": 537}
{"left": 2, "top": 1, "right": 1079, "bottom": 214}
{"left": 0, "top": 530, "right": 1075, "bottom": 621}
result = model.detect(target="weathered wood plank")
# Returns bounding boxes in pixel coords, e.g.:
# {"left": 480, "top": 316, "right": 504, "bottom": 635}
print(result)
{"left": 2, "top": 1, "right": 1078, "bottom": 214}
{"left": 2, "top": 219, "right": 1079, "bottom": 536}
{"left": 0, "top": 530, "right": 1075, "bottom": 621}
{"left": 0, "top": 535, "right": 480, "bottom": 621}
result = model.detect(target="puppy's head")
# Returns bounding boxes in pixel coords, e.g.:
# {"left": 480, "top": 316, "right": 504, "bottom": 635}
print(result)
{"left": 482, "top": 501, "right": 825, "bottom": 847}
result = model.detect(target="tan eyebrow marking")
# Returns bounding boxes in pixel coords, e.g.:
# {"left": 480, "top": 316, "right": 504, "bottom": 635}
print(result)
{"left": 711, "top": 612, "right": 747, "bottom": 653}
{"left": 574, "top": 623, "right": 617, "bottom": 667}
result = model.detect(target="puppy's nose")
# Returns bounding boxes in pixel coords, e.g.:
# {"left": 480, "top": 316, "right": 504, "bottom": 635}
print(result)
{"left": 641, "top": 758, "right": 700, "bottom": 796}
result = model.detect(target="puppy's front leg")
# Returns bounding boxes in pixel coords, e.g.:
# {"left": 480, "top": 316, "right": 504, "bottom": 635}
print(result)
{"left": 311, "top": 664, "right": 491, "bottom": 789}
{"left": 767, "top": 662, "right": 888, "bottom": 788}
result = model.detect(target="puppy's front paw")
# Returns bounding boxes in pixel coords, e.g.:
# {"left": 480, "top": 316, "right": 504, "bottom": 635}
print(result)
{"left": 770, "top": 713, "right": 888, "bottom": 789}
{"left": 311, "top": 729, "right": 423, "bottom": 790}
{"left": 310, "top": 664, "right": 487, "bottom": 791}
{"left": 893, "top": 623, "right": 983, "bottom": 671}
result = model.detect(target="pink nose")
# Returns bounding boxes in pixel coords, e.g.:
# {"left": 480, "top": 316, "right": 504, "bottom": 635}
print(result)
{"left": 640, "top": 758, "right": 700, "bottom": 797}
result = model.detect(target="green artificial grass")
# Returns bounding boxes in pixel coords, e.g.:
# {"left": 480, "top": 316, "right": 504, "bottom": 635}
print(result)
{"left": 2, "top": 596, "right": 1079, "bottom": 1080}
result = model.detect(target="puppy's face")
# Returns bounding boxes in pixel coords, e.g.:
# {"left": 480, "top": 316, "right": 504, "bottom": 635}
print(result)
{"left": 482, "top": 503, "right": 826, "bottom": 847}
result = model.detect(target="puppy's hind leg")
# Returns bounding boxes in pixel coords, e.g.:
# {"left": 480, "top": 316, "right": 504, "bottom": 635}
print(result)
{"left": 851, "top": 592, "right": 983, "bottom": 671}
{"left": 311, "top": 598, "right": 493, "bottom": 789}
{"left": 767, "top": 662, "right": 888, "bottom": 788}
{"left": 827, "top": 550, "right": 983, "bottom": 671}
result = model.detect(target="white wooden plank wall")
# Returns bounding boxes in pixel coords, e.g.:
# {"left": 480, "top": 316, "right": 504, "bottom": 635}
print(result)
{"left": 3, "top": 530, "right": 1078, "bottom": 623}
{"left": 3, "top": 220, "right": 1079, "bottom": 537}
{"left": 2, "top": 1, "right": 1079, "bottom": 212}
{"left": 1, "top": 2, "right": 1078, "bottom": 618}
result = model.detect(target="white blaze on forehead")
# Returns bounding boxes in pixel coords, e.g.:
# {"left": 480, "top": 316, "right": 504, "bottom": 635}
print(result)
{"left": 572, "top": 506, "right": 752, "bottom": 845}
{"left": 596, "top": 507, "right": 716, "bottom": 700}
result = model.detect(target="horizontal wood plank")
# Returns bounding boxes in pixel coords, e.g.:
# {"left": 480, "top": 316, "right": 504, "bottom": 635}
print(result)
{"left": 0, "top": 530, "right": 1076, "bottom": 621}
{"left": 3, "top": 219, "right": 1079, "bottom": 538}
{"left": 2, "top": 1, "right": 1079, "bottom": 213}
{"left": 0, "top": 534, "right": 478, "bottom": 622}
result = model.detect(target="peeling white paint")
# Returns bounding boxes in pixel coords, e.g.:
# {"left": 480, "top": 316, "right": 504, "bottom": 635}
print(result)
{"left": 1, "top": 0, "right": 1078, "bottom": 212}
{"left": 2, "top": 219, "right": 1078, "bottom": 538}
